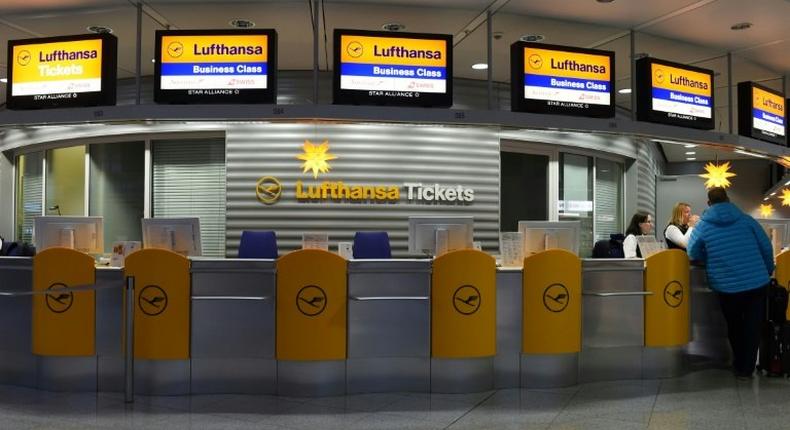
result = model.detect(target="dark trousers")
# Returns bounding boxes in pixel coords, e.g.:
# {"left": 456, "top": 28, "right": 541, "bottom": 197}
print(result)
{"left": 717, "top": 286, "right": 767, "bottom": 375}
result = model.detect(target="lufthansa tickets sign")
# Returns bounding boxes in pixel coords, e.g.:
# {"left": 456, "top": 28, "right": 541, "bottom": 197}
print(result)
{"left": 154, "top": 29, "right": 277, "bottom": 104}
{"left": 7, "top": 33, "right": 117, "bottom": 109}
{"left": 333, "top": 29, "right": 452, "bottom": 107}
{"left": 738, "top": 82, "right": 785, "bottom": 145}
{"left": 511, "top": 42, "right": 614, "bottom": 118}
{"left": 636, "top": 58, "right": 714, "bottom": 130}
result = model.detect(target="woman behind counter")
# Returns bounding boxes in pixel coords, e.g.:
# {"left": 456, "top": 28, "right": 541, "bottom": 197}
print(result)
{"left": 623, "top": 212, "right": 653, "bottom": 258}
{"left": 665, "top": 202, "right": 699, "bottom": 250}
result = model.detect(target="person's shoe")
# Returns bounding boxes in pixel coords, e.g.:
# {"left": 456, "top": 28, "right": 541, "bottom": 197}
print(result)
{"left": 735, "top": 370, "right": 753, "bottom": 381}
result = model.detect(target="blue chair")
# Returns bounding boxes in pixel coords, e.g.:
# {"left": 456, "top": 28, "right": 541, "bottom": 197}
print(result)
{"left": 238, "top": 231, "right": 278, "bottom": 259}
{"left": 352, "top": 232, "right": 392, "bottom": 259}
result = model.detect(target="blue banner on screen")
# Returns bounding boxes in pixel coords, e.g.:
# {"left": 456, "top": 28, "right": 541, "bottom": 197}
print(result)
{"left": 160, "top": 62, "right": 268, "bottom": 76}
{"left": 340, "top": 64, "right": 445, "bottom": 80}
{"left": 523, "top": 75, "right": 610, "bottom": 95}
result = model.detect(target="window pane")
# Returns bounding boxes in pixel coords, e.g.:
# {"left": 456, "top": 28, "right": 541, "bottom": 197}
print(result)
{"left": 560, "top": 153, "right": 594, "bottom": 257}
{"left": 15, "top": 152, "right": 43, "bottom": 243}
{"left": 46, "top": 146, "right": 85, "bottom": 216}
{"left": 595, "top": 158, "right": 623, "bottom": 243}
{"left": 152, "top": 139, "right": 226, "bottom": 258}
{"left": 500, "top": 151, "right": 549, "bottom": 231}
{"left": 89, "top": 142, "right": 145, "bottom": 253}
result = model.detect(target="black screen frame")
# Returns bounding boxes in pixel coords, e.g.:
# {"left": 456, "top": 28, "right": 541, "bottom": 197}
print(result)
{"left": 635, "top": 57, "right": 715, "bottom": 130}
{"left": 332, "top": 29, "right": 453, "bottom": 108}
{"left": 737, "top": 81, "right": 786, "bottom": 146}
{"left": 510, "top": 41, "right": 615, "bottom": 118}
{"left": 153, "top": 29, "right": 278, "bottom": 104}
{"left": 6, "top": 33, "right": 117, "bottom": 110}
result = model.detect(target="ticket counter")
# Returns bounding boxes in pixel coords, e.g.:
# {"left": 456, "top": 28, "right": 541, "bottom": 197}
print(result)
{"left": 0, "top": 252, "right": 727, "bottom": 395}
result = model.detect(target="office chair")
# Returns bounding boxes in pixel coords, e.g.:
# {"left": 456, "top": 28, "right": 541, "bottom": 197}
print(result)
{"left": 352, "top": 231, "right": 392, "bottom": 259}
{"left": 238, "top": 230, "right": 278, "bottom": 259}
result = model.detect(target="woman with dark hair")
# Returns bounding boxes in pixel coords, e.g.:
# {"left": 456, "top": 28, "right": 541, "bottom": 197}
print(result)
{"left": 623, "top": 212, "right": 653, "bottom": 258}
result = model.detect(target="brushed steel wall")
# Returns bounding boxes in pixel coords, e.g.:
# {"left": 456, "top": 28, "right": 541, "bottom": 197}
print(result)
{"left": 225, "top": 122, "right": 500, "bottom": 256}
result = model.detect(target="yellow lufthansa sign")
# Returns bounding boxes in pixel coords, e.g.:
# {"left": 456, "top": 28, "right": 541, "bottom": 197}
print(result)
{"left": 340, "top": 35, "right": 447, "bottom": 67}
{"left": 651, "top": 63, "right": 711, "bottom": 97}
{"left": 12, "top": 39, "right": 103, "bottom": 95}
{"left": 522, "top": 47, "right": 610, "bottom": 81}
{"left": 160, "top": 35, "right": 268, "bottom": 63}
{"left": 644, "top": 250, "right": 690, "bottom": 347}
{"left": 753, "top": 86, "right": 785, "bottom": 117}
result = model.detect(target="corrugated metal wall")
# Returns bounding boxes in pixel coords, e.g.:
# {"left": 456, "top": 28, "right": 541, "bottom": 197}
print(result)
{"left": 225, "top": 122, "right": 500, "bottom": 256}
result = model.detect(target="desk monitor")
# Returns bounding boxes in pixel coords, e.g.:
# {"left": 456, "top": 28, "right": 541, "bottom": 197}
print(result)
{"left": 757, "top": 218, "right": 789, "bottom": 256}
{"left": 518, "top": 220, "right": 580, "bottom": 256}
{"left": 141, "top": 217, "right": 202, "bottom": 257}
{"left": 34, "top": 216, "right": 104, "bottom": 254}
{"left": 408, "top": 216, "right": 473, "bottom": 257}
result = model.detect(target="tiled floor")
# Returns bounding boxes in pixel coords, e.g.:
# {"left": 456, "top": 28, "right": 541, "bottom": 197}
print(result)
{"left": 1, "top": 369, "right": 789, "bottom": 429}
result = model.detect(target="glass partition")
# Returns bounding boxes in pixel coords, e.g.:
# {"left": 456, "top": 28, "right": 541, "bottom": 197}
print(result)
{"left": 14, "top": 152, "right": 43, "bottom": 243}
{"left": 89, "top": 142, "right": 145, "bottom": 252}
{"left": 45, "top": 146, "right": 85, "bottom": 217}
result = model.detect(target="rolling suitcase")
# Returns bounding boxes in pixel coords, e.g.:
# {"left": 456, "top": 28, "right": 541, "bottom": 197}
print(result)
{"left": 759, "top": 280, "right": 790, "bottom": 376}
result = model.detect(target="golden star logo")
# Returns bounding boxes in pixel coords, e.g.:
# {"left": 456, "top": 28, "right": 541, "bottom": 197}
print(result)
{"left": 699, "top": 161, "right": 736, "bottom": 189}
{"left": 296, "top": 140, "right": 337, "bottom": 179}
{"left": 760, "top": 203, "right": 775, "bottom": 217}
{"left": 782, "top": 189, "right": 790, "bottom": 207}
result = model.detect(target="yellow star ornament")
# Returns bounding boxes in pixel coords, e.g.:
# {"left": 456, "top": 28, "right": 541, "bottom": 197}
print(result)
{"left": 760, "top": 203, "right": 774, "bottom": 217}
{"left": 782, "top": 189, "right": 790, "bottom": 207}
{"left": 699, "top": 161, "right": 736, "bottom": 189}
{"left": 296, "top": 140, "right": 337, "bottom": 179}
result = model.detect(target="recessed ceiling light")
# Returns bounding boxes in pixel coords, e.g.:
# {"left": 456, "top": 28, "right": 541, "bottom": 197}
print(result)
{"left": 634, "top": 52, "right": 649, "bottom": 59}
{"left": 771, "top": 192, "right": 777, "bottom": 196}
{"left": 382, "top": 23, "right": 406, "bottom": 32}
{"left": 596, "top": 0, "right": 615, "bottom": 3}
{"left": 617, "top": 88, "right": 632, "bottom": 94}
{"left": 520, "top": 34, "right": 544, "bottom": 42}
{"left": 471, "top": 63, "right": 488, "bottom": 70}
{"left": 684, "top": 144, "right": 697, "bottom": 148}
{"left": 730, "top": 22, "right": 752, "bottom": 31}
{"left": 87, "top": 25, "right": 113, "bottom": 34}
{"left": 686, "top": 157, "right": 697, "bottom": 161}
{"left": 685, "top": 151, "right": 696, "bottom": 155}
{"left": 230, "top": 19, "right": 255, "bottom": 29}
{"left": 785, "top": 180, "right": 790, "bottom": 186}
{"left": 764, "top": 197, "right": 770, "bottom": 201}
{"left": 151, "top": 58, "right": 156, "bottom": 63}
{"left": 0, "top": 78, "right": 7, "bottom": 83}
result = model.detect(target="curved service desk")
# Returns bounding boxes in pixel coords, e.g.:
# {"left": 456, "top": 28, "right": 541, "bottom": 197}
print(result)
{"left": 0, "top": 249, "right": 732, "bottom": 395}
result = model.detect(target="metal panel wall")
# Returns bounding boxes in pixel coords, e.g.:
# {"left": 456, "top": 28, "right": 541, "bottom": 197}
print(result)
{"left": 225, "top": 122, "right": 499, "bottom": 256}
{"left": 636, "top": 138, "right": 666, "bottom": 218}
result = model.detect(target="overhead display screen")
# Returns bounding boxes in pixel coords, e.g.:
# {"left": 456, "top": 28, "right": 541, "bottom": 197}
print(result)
{"left": 635, "top": 57, "right": 714, "bottom": 130}
{"left": 738, "top": 82, "right": 785, "bottom": 145}
{"left": 510, "top": 42, "right": 614, "bottom": 118}
{"left": 6, "top": 33, "right": 117, "bottom": 109}
{"left": 333, "top": 29, "right": 452, "bottom": 107}
{"left": 154, "top": 29, "right": 277, "bottom": 104}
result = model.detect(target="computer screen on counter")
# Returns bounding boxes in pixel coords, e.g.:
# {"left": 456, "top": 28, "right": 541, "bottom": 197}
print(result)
{"left": 518, "top": 220, "right": 580, "bottom": 256}
{"left": 408, "top": 216, "right": 473, "bottom": 257}
{"left": 34, "top": 216, "right": 104, "bottom": 254}
{"left": 141, "top": 217, "right": 202, "bottom": 257}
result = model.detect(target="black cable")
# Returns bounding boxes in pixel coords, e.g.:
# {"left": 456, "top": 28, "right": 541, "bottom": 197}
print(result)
{"left": 321, "top": 0, "right": 329, "bottom": 71}
{"left": 307, "top": 0, "right": 316, "bottom": 33}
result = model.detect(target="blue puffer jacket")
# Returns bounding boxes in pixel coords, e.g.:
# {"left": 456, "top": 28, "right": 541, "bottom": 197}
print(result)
{"left": 687, "top": 202, "right": 774, "bottom": 293}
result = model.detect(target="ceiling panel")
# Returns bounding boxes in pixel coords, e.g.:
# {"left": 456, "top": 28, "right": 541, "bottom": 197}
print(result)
{"left": 644, "top": 0, "right": 790, "bottom": 52}
{"left": 500, "top": 0, "right": 706, "bottom": 28}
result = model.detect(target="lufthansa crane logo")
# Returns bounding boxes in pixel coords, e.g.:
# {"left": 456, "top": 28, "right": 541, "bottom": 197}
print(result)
{"left": 528, "top": 54, "right": 543, "bottom": 70}
{"left": 167, "top": 41, "right": 184, "bottom": 58}
{"left": 256, "top": 176, "right": 282, "bottom": 204}
{"left": 663, "top": 281, "right": 684, "bottom": 308}
{"left": 139, "top": 285, "right": 168, "bottom": 316}
{"left": 453, "top": 285, "right": 481, "bottom": 315}
{"left": 45, "top": 283, "right": 74, "bottom": 313}
{"left": 296, "top": 285, "right": 327, "bottom": 316}
{"left": 346, "top": 41, "right": 363, "bottom": 58}
{"left": 543, "top": 283, "right": 569, "bottom": 313}
{"left": 654, "top": 68, "right": 665, "bottom": 84}
{"left": 17, "top": 50, "right": 31, "bottom": 66}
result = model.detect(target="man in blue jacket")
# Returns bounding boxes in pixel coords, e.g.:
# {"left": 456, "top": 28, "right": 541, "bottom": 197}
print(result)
{"left": 688, "top": 187, "right": 774, "bottom": 378}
